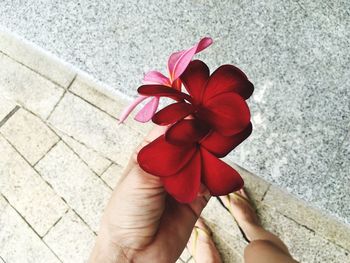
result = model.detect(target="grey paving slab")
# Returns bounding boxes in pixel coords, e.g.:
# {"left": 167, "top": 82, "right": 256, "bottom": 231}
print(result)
{"left": 100, "top": 163, "right": 124, "bottom": 189}
{"left": 0, "top": 108, "right": 60, "bottom": 165}
{"left": 44, "top": 210, "right": 95, "bottom": 263}
{"left": 48, "top": 92, "right": 143, "bottom": 166}
{"left": 0, "top": 196, "right": 61, "bottom": 263}
{"left": 258, "top": 204, "right": 350, "bottom": 263}
{"left": 35, "top": 141, "right": 112, "bottom": 232}
{"left": 0, "top": 95, "right": 17, "bottom": 124}
{"left": 0, "top": 52, "right": 64, "bottom": 119}
{"left": 0, "top": 136, "right": 68, "bottom": 237}
{"left": 0, "top": 0, "right": 349, "bottom": 224}
{"left": 263, "top": 185, "right": 350, "bottom": 250}
{"left": 58, "top": 131, "right": 111, "bottom": 176}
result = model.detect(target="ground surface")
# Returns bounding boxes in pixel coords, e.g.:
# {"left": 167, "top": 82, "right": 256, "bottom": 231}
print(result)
{"left": 0, "top": 30, "right": 350, "bottom": 263}
{"left": 0, "top": 0, "right": 349, "bottom": 225}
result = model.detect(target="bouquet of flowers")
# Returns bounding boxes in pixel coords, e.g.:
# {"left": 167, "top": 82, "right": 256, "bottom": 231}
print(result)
{"left": 119, "top": 37, "right": 254, "bottom": 203}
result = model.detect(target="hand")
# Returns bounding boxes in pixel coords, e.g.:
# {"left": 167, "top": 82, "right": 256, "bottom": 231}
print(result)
{"left": 89, "top": 126, "right": 211, "bottom": 263}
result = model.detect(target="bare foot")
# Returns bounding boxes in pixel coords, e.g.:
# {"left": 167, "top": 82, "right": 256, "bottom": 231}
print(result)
{"left": 187, "top": 217, "right": 222, "bottom": 263}
{"left": 219, "top": 189, "right": 260, "bottom": 241}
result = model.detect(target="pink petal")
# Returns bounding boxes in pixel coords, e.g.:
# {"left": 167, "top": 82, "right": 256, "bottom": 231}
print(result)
{"left": 167, "top": 37, "right": 213, "bottom": 82}
{"left": 167, "top": 50, "right": 185, "bottom": 78}
{"left": 143, "top": 70, "right": 172, "bottom": 86}
{"left": 134, "top": 97, "right": 160, "bottom": 123}
{"left": 118, "top": 95, "right": 148, "bottom": 124}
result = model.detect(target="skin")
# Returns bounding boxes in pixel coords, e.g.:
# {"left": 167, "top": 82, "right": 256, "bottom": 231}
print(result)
{"left": 89, "top": 126, "right": 297, "bottom": 263}
{"left": 89, "top": 126, "right": 211, "bottom": 263}
{"left": 188, "top": 189, "right": 298, "bottom": 263}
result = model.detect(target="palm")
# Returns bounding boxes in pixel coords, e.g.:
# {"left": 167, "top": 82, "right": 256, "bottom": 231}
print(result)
{"left": 96, "top": 126, "right": 209, "bottom": 262}
{"left": 101, "top": 163, "right": 208, "bottom": 262}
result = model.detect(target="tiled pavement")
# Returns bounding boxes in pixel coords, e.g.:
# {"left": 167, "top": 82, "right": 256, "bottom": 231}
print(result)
{"left": 1, "top": 31, "right": 350, "bottom": 263}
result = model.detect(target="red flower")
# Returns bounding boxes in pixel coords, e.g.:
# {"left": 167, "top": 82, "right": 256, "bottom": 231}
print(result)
{"left": 137, "top": 60, "right": 253, "bottom": 203}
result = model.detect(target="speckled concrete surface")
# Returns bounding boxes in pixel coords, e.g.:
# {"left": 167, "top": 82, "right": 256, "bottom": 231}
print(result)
{"left": 0, "top": 0, "right": 349, "bottom": 224}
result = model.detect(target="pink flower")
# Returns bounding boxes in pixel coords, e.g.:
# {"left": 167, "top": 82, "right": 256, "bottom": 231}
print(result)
{"left": 118, "top": 37, "right": 213, "bottom": 123}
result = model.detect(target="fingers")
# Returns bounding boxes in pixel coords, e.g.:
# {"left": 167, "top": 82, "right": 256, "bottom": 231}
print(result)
{"left": 150, "top": 194, "right": 211, "bottom": 260}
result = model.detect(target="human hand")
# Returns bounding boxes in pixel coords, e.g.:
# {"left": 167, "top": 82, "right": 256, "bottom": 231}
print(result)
{"left": 89, "top": 126, "right": 211, "bottom": 263}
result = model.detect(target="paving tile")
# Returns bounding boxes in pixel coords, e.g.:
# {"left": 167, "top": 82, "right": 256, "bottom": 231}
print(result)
{"left": 59, "top": 131, "right": 111, "bottom": 175}
{"left": 0, "top": 29, "right": 76, "bottom": 88}
{"left": 263, "top": 185, "right": 350, "bottom": 251}
{"left": 0, "top": 95, "right": 17, "bottom": 123}
{"left": 35, "top": 141, "right": 112, "bottom": 232}
{"left": 48, "top": 92, "right": 143, "bottom": 166}
{"left": 0, "top": 195, "right": 60, "bottom": 263}
{"left": 101, "top": 163, "right": 124, "bottom": 188}
{"left": 69, "top": 75, "right": 153, "bottom": 135}
{"left": 226, "top": 162, "right": 270, "bottom": 204}
{"left": 199, "top": 216, "right": 244, "bottom": 263}
{"left": 202, "top": 198, "right": 246, "bottom": 253}
{"left": 179, "top": 247, "right": 191, "bottom": 262}
{"left": 0, "top": 108, "right": 60, "bottom": 165}
{"left": 69, "top": 75, "right": 126, "bottom": 119}
{"left": 0, "top": 136, "right": 68, "bottom": 237}
{"left": 44, "top": 210, "right": 95, "bottom": 263}
{"left": 258, "top": 204, "right": 350, "bottom": 263}
{"left": 0, "top": 53, "right": 65, "bottom": 119}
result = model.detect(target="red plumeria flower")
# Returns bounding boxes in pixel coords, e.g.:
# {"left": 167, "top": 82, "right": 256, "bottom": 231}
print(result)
{"left": 118, "top": 37, "right": 213, "bottom": 123}
{"left": 137, "top": 60, "right": 254, "bottom": 203}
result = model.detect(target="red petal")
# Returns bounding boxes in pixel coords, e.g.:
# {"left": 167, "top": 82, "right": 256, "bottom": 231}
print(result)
{"left": 200, "top": 147, "right": 243, "bottom": 196}
{"left": 152, "top": 102, "right": 194, "bottom": 125}
{"left": 161, "top": 150, "right": 201, "bottom": 203}
{"left": 203, "top": 65, "right": 254, "bottom": 101}
{"left": 180, "top": 60, "right": 210, "bottom": 103}
{"left": 200, "top": 122, "right": 252, "bottom": 158}
{"left": 201, "top": 92, "right": 250, "bottom": 136}
{"left": 138, "top": 85, "right": 192, "bottom": 102}
{"left": 137, "top": 135, "right": 196, "bottom": 177}
{"left": 165, "top": 119, "right": 210, "bottom": 145}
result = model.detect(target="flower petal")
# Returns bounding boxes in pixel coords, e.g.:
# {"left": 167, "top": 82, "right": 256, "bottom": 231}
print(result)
{"left": 161, "top": 150, "right": 201, "bottom": 203}
{"left": 152, "top": 102, "right": 194, "bottom": 125}
{"left": 137, "top": 135, "right": 197, "bottom": 177}
{"left": 138, "top": 85, "right": 192, "bottom": 102}
{"left": 200, "top": 122, "right": 252, "bottom": 157}
{"left": 200, "top": 92, "right": 250, "bottom": 136}
{"left": 118, "top": 95, "right": 148, "bottom": 124}
{"left": 180, "top": 60, "right": 210, "bottom": 103}
{"left": 200, "top": 147, "right": 243, "bottom": 196}
{"left": 143, "top": 70, "right": 171, "bottom": 86}
{"left": 165, "top": 119, "right": 210, "bottom": 145}
{"left": 168, "top": 37, "right": 213, "bottom": 81}
{"left": 168, "top": 50, "right": 185, "bottom": 78}
{"left": 134, "top": 97, "right": 160, "bottom": 123}
{"left": 203, "top": 64, "right": 254, "bottom": 101}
